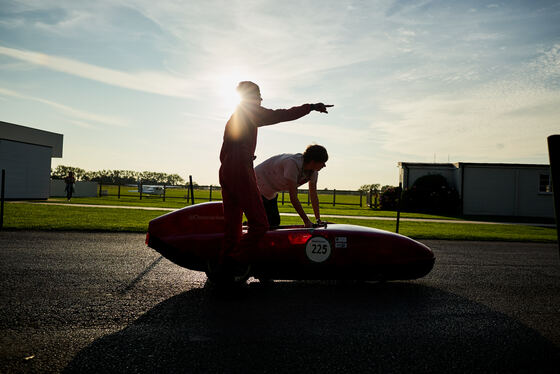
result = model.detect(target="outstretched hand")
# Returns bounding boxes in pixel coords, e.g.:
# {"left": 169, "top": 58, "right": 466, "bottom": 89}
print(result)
{"left": 313, "top": 103, "right": 334, "bottom": 113}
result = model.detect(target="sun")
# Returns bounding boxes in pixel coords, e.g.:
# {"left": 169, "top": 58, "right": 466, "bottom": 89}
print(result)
{"left": 214, "top": 69, "right": 251, "bottom": 112}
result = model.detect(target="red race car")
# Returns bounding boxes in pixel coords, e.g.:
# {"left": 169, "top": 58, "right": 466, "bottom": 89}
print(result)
{"left": 146, "top": 202, "right": 435, "bottom": 283}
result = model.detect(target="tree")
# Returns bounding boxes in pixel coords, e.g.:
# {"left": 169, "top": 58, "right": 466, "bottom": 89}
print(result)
{"left": 401, "top": 174, "right": 460, "bottom": 214}
{"left": 110, "top": 170, "right": 139, "bottom": 185}
{"left": 51, "top": 165, "right": 87, "bottom": 181}
{"left": 380, "top": 186, "right": 401, "bottom": 210}
{"left": 69, "top": 168, "right": 186, "bottom": 185}
{"left": 359, "top": 183, "right": 380, "bottom": 192}
{"left": 165, "top": 174, "right": 185, "bottom": 185}
{"left": 380, "top": 185, "right": 393, "bottom": 193}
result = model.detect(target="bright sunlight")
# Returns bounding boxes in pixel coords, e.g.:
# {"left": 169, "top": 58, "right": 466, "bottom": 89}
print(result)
{"left": 213, "top": 69, "right": 252, "bottom": 112}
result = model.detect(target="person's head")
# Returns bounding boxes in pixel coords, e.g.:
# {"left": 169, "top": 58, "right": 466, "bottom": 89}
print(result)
{"left": 303, "top": 144, "right": 328, "bottom": 171}
{"left": 68, "top": 171, "right": 74, "bottom": 177}
{"left": 237, "top": 81, "right": 262, "bottom": 103}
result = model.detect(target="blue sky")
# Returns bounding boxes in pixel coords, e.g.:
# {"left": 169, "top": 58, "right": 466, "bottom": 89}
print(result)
{"left": 1, "top": 0, "right": 559, "bottom": 189}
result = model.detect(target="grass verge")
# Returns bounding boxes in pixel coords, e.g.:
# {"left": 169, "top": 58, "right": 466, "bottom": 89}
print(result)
{"left": 3, "top": 203, "right": 166, "bottom": 232}
{"left": 3, "top": 202, "right": 557, "bottom": 242}
{"left": 46, "top": 197, "right": 464, "bottom": 220}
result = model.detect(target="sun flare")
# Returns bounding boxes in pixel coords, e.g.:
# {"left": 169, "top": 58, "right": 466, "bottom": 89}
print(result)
{"left": 213, "top": 68, "right": 255, "bottom": 111}
{"left": 214, "top": 70, "right": 253, "bottom": 112}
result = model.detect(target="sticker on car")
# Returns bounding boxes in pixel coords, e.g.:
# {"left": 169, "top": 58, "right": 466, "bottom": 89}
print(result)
{"left": 305, "top": 236, "right": 331, "bottom": 263}
{"left": 335, "top": 236, "right": 347, "bottom": 248}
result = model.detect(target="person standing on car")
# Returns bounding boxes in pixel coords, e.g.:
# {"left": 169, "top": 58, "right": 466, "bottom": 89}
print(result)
{"left": 219, "top": 81, "right": 332, "bottom": 269}
{"left": 255, "top": 144, "right": 328, "bottom": 228}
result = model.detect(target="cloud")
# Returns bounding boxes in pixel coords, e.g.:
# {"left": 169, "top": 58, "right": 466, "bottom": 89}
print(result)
{"left": 118, "top": 1, "right": 391, "bottom": 85}
{"left": 462, "top": 33, "right": 503, "bottom": 42}
{"left": 0, "top": 45, "right": 202, "bottom": 98}
{"left": 360, "top": 41, "right": 560, "bottom": 163}
{"left": 375, "top": 76, "right": 560, "bottom": 162}
{"left": 529, "top": 43, "right": 560, "bottom": 81}
{"left": 268, "top": 122, "right": 375, "bottom": 146}
{"left": 0, "top": 87, "right": 129, "bottom": 128}
{"left": 67, "top": 120, "right": 97, "bottom": 129}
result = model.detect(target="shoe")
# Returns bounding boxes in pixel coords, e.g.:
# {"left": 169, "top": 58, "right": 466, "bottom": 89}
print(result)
{"left": 223, "top": 256, "right": 250, "bottom": 278}
{"left": 206, "top": 257, "right": 250, "bottom": 285}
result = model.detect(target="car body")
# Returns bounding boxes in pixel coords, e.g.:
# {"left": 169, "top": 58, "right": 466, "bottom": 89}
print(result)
{"left": 146, "top": 202, "right": 435, "bottom": 282}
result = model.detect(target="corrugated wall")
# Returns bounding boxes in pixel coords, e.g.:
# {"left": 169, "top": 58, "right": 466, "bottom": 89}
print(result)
{"left": 0, "top": 139, "right": 52, "bottom": 199}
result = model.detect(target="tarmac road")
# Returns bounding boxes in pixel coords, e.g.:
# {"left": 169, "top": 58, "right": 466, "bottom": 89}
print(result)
{"left": 1, "top": 231, "right": 559, "bottom": 373}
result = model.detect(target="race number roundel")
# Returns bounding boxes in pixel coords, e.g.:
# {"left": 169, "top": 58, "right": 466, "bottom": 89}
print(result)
{"left": 305, "top": 236, "right": 331, "bottom": 263}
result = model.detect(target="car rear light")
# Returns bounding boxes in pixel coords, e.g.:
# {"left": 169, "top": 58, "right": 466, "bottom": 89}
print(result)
{"left": 145, "top": 233, "right": 150, "bottom": 245}
{"left": 288, "top": 233, "right": 312, "bottom": 245}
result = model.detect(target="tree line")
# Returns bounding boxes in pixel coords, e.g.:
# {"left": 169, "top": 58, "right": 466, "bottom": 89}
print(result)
{"left": 51, "top": 165, "right": 187, "bottom": 186}
{"left": 361, "top": 176, "right": 460, "bottom": 214}
{"left": 358, "top": 184, "right": 393, "bottom": 193}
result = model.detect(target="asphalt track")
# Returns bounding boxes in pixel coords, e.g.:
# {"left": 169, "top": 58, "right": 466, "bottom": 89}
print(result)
{"left": 1, "top": 231, "right": 559, "bottom": 373}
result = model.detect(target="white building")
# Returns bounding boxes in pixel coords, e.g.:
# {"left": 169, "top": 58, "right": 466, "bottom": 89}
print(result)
{"left": 399, "top": 162, "right": 553, "bottom": 218}
{"left": 0, "top": 121, "right": 63, "bottom": 199}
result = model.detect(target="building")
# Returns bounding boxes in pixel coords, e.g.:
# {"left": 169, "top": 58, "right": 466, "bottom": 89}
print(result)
{"left": 399, "top": 162, "right": 553, "bottom": 218}
{"left": 0, "top": 121, "right": 63, "bottom": 199}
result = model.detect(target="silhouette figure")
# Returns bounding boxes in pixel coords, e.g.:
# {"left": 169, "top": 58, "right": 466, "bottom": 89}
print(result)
{"left": 255, "top": 144, "right": 328, "bottom": 228}
{"left": 64, "top": 172, "right": 76, "bottom": 201}
{"left": 218, "top": 81, "right": 332, "bottom": 271}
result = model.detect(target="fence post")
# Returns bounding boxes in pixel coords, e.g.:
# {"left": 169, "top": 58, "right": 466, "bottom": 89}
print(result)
{"left": 396, "top": 182, "right": 403, "bottom": 233}
{"left": 209, "top": 185, "right": 213, "bottom": 201}
{"left": 359, "top": 190, "right": 363, "bottom": 207}
{"left": 1, "top": 169, "right": 5, "bottom": 231}
{"left": 189, "top": 175, "right": 195, "bottom": 205}
{"left": 547, "top": 135, "right": 560, "bottom": 255}
{"left": 333, "top": 189, "right": 336, "bottom": 206}
{"left": 307, "top": 189, "right": 310, "bottom": 206}
{"left": 282, "top": 191, "right": 285, "bottom": 205}
{"left": 118, "top": 184, "right": 121, "bottom": 199}
{"left": 163, "top": 185, "right": 166, "bottom": 202}
{"left": 99, "top": 182, "right": 102, "bottom": 197}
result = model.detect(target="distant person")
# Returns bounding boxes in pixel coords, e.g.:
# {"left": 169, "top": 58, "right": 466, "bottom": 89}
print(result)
{"left": 219, "top": 81, "right": 333, "bottom": 272}
{"left": 255, "top": 145, "right": 328, "bottom": 228}
{"left": 64, "top": 171, "right": 76, "bottom": 201}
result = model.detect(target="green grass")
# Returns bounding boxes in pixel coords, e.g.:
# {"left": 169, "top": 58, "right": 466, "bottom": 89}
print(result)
{"left": 3, "top": 202, "right": 557, "bottom": 242}
{"left": 46, "top": 195, "right": 460, "bottom": 221}
{"left": 321, "top": 217, "right": 557, "bottom": 243}
{"left": 49, "top": 195, "right": 553, "bottom": 223}
{"left": 3, "top": 203, "right": 166, "bottom": 232}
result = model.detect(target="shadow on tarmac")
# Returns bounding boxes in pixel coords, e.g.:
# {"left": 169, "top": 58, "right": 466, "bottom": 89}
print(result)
{"left": 64, "top": 280, "right": 559, "bottom": 373}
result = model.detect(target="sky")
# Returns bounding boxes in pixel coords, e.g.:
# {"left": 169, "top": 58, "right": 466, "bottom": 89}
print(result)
{"left": 1, "top": 0, "right": 559, "bottom": 189}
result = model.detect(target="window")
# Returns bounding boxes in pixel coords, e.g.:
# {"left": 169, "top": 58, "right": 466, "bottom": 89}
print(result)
{"left": 539, "top": 174, "right": 552, "bottom": 193}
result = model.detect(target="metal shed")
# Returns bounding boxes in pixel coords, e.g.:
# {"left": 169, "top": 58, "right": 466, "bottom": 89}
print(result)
{"left": 0, "top": 121, "right": 63, "bottom": 199}
{"left": 399, "top": 162, "right": 553, "bottom": 218}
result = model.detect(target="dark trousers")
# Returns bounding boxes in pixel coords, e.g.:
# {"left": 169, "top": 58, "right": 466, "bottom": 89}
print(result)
{"left": 65, "top": 185, "right": 74, "bottom": 200}
{"left": 262, "top": 195, "right": 280, "bottom": 228}
{"left": 219, "top": 162, "right": 269, "bottom": 264}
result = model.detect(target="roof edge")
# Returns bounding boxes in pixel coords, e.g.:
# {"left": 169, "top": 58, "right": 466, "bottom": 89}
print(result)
{"left": 0, "top": 121, "right": 63, "bottom": 158}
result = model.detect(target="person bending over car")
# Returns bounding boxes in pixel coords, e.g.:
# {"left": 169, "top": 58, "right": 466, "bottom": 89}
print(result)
{"left": 219, "top": 81, "right": 333, "bottom": 269}
{"left": 255, "top": 144, "right": 328, "bottom": 228}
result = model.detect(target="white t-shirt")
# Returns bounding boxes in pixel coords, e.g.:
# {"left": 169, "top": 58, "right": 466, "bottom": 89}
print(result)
{"left": 255, "top": 153, "right": 318, "bottom": 200}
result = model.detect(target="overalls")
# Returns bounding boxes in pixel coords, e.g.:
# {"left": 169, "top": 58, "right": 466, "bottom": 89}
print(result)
{"left": 219, "top": 102, "right": 312, "bottom": 263}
